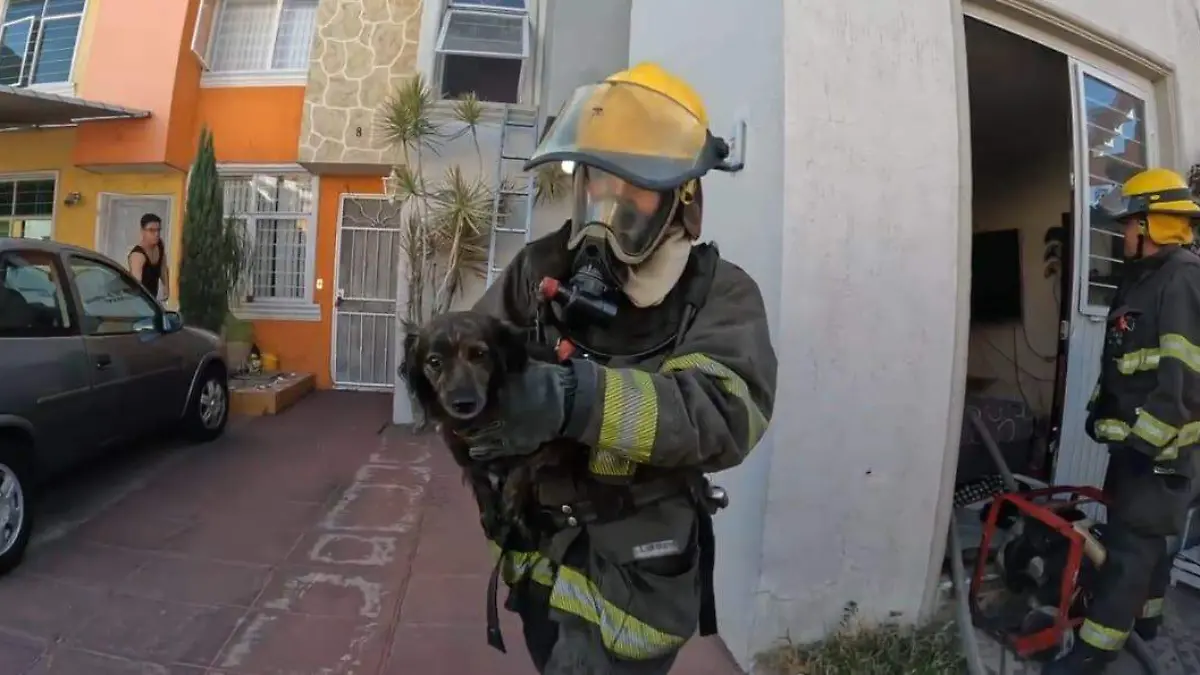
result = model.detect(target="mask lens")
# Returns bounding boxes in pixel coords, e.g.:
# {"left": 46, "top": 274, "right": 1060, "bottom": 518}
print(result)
{"left": 569, "top": 167, "right": 665, "bottom": 263}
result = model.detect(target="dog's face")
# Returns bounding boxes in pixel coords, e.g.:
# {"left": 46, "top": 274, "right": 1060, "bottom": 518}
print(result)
{"left": 400, "top": 311, "right": 527, "bottom": 422}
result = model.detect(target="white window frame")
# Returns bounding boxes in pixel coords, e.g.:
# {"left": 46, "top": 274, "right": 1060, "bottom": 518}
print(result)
{"left": 0, "top": 170, "right": 58, "bottom": 241}
{"left": 428, "top": 0, "right": 539, "bottom": 108}
{"left": 0, "top": 0, "right": 87, "bottom": 95}
{"left": 215, "top": 164, "right": 320, "bottom": 322}
{"left": 190, "top": 0, "right": 217, "bottom": 70}
{"left": 1072, "top": 62, "right": 1158, "bottom": 317}
{"left": 197, "top": 0, "right": 316, "bottom": 89}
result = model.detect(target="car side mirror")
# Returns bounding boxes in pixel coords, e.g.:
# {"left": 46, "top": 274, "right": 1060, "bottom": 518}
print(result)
{"left": 161, "top": 310, "right": 184, "bottom": 333}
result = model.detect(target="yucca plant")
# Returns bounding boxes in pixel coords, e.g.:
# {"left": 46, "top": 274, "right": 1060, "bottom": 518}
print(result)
{"left": 535, "top": 162, "right": 572, "bottom": 206}
{"left": 379, "top": 76, "right": 543, "bottom": 324}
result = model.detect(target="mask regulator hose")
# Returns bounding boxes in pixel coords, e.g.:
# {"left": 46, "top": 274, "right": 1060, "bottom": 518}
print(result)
{"left": 539, "top": 276, "right": 618, "bottom": 323}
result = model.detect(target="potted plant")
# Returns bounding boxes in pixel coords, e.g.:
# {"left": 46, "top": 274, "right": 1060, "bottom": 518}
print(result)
{"left": 222, "top": 313, "right": 254, "bottom": 373}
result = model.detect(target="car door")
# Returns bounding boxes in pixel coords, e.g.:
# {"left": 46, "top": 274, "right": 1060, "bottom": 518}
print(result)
{"left": 65, "top": 254, "right": 186, "bottom": 442}
{"left": 0, "top": 249, "right": 96, "bottom": 472}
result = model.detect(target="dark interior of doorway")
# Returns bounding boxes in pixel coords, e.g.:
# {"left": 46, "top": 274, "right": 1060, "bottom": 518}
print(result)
{"left": 955, "top": 17, "right": 1073, "bottom": 496}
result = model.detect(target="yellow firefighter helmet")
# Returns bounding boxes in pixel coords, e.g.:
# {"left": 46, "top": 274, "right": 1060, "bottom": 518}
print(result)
{"left": 525, "top": 62, "right": 728, "bottom": 191}
{"left": 1101, "top": 168, "right": 1199, "bottom": 246}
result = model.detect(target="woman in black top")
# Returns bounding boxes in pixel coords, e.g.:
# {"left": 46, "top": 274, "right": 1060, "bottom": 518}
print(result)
{"left": 128, "top": 213, "right": 169, "bottom": 301}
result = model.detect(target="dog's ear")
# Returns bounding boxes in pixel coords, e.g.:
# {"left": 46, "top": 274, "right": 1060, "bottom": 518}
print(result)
{"left": 398, "top": 326, "right": 437, "bottom": 411}
{"left": 494, "top": 319, "right": 529, "bottom": 373}
{"left": 400, "top": 320, "right": 419, "bottom": 354}
{"left": 398, "top": 322, "right": 420, "bottom": 385}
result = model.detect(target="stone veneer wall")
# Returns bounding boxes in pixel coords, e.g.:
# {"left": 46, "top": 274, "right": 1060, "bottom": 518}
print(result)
{"left": 298, "top": 0, "right": 423, "bottom": 167}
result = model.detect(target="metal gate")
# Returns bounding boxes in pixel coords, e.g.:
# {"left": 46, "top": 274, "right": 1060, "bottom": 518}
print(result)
{"left": 331, "top": 196, "right": 403, "bottom": 389}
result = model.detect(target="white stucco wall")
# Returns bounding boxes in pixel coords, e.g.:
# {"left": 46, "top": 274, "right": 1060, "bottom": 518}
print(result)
{"left": 766, "top": 0, "right": 968, "bottom": 654}
{"left": 627, "top": 1, "right": 786, "bottom": 664}
{"left": 630, "top": 0, "right": 963, "bottom": 665}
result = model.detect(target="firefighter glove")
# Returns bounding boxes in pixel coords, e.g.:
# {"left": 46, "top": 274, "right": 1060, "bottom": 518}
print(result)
{"left": 462, "top": 361, "right": 576, "bottom": 461}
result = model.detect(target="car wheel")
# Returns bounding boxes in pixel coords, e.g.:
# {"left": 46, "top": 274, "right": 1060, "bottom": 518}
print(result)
{"left": 185, "top": 366, "right": 229, "bottom": 442}
{"left": 0, "top": 447, "right": 33, "bottom": 577}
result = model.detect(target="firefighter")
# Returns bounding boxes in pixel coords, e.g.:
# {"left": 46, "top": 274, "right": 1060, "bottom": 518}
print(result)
{"left": 465, "top": 62, "right": 778, "bottom": 673}
{"left": 1045, "top": 167, "right": 1200, "bottom": 674}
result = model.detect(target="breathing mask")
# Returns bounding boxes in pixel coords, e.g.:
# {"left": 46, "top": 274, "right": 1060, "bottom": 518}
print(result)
{"left": 524, "top": 62, "right": 742, "bottom": 325}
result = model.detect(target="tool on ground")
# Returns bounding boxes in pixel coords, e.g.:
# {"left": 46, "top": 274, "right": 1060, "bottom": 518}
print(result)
{"left": 949, "top": 414, "right": 1159, "bottom": 673}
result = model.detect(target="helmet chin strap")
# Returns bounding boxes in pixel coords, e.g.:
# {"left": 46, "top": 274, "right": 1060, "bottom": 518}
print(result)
{"left": 1125, "top": 218, "right": 1147, "bottom": 261}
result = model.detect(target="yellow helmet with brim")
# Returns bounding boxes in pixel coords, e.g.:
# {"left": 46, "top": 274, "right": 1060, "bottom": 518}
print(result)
{"left": 1099, "top": 167, "right": 1200, "bottom": 221}
{"left": 525, "top": 62, "right": 733, "bottom": 191}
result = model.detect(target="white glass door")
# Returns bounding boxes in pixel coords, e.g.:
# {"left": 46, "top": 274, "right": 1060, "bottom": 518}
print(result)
{"left": 1054, "top": 60, "right": 1156, "bottom": 492}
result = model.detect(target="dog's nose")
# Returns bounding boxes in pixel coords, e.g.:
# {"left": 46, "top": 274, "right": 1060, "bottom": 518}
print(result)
{"left": 449, "top": 397, "right": 479, "bottom": 415}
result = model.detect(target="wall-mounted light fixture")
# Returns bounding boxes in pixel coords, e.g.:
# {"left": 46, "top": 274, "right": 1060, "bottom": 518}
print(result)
{"left": 63, "top": 191, "right": 82, "bottom": 206}
{"left": 382, "top": 168, "right": 400, "bottom": 205}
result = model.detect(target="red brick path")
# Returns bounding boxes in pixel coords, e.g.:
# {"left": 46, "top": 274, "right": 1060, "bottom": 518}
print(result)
{"left": 0, "top": 392, "right": 742, "bottom": 674}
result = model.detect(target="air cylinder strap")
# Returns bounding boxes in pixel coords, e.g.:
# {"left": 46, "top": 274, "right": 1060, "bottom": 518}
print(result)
{"left": 485, "top": 528, "right": 513, "bottom": 653}
{"left": 697, "top": 507, "right": 719, "bottom": 636}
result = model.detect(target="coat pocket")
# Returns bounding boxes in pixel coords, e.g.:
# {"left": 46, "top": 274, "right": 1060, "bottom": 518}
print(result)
{"left": 1109, "top": 459, "right": 1197, "bottom": 537}
{"left": 550, "top": 495, "right": 700, "bottom": 661}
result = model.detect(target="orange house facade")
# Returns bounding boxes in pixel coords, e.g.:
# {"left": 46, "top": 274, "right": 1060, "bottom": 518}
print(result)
{"left": 2, "top": 0, "right": 569, "bottom": 390}
{"left": 0, "top": 0, "right": 433, "bottom": 388}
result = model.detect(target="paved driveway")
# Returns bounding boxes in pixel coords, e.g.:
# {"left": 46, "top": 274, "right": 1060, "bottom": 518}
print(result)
{"left": 4, "top": 391, "right": 1196, "bottom": 674}
{"left": 0, "top": 392, "right": 739, "bottom": 675}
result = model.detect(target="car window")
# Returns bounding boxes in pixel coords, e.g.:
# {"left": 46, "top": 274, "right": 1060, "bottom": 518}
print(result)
{"left": 69, "top": 256, "right": 158, "bottom": 336}
{"left": 0, "top": 251, "right": 72, "bottom": 337}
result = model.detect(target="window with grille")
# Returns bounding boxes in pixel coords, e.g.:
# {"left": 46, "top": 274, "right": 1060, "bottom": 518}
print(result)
{"left": 1078, "top": 71, "right": 1151, "bottom": 312}
{"left": 0, "top": 177, "right": 55, "bottom": 240}
{"left": 435, "top": 0, "right": 532, "bottom": 104}
{"left": 202, "top": 0, "right": 318, "bottom": 74}
{"left": 0, "top": 0, "right": 85, "bottom": 87}
{"left": 221, "top": 173, "right": 315, "bottom": 304}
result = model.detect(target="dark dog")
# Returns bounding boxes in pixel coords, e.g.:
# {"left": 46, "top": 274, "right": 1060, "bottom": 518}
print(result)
{"left": 400, "top": 311, "right": 579, "bottom": 539}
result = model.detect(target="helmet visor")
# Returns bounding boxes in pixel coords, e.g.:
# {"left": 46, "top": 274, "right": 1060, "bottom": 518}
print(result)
{"left": 526, "top": 81, "right": 713, "bottom": 191}
{"left": 1099, "top": 186, "right": 1200, "bottom": 221}
{"left": 568, "top": 166, "right": 670, "bottom": 264}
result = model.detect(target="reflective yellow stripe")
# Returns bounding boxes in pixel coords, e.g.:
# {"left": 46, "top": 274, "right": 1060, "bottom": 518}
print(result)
{"left": 1117, "top": 348, "right": 1161, "bottom": 374}
{"left": 662, "top": 353, "right": 769, "bottom": 449}
{"left": 1089, "top": 383, "right": 1101, "bottom": 404}
{"left": 1159, "top": 333, "right": 1200, "bottom": 373}
{"left": 589, "top": 448, "right": 637, "bottom": 478}
{"left": 1115, "top": 334, "right": 1200, "bottom": 375}
{"left": 489, "top": 545, "right": 687, "bottom": 659}
{"left": 487, "top": 541, "right": 554, "bottom": 587}
{"left": 1131, "top": 409, "right": 1177, "bottom": 448}
{"left": 591, "top": 355, "right": 768, "bottom": 475}
{"left": 1094, "top": 417, "right": 1200, "bottom": 462}
{"left": 594, "top": 369, "right": 658, "bottom": 476}
{"left": 549, "top": 564, "right": 688, "bottom": 660}
{"left": 1141, "top": 597, "right": 1165, "bottom": 619}
{"left": 1079, "top": 619, "right": 1129, "bottom": 651}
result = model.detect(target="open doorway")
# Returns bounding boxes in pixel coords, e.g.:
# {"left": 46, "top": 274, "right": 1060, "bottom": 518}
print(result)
{"left": 955, "top": 17, "right": 1073, "bottom": 496}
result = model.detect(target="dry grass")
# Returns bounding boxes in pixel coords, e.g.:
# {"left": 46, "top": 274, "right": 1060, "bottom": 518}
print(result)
{"left": 754, "top": 605, "right": 965, "bottom": 675}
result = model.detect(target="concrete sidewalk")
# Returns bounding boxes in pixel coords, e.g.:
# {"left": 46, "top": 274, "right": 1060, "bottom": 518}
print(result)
{"left": 0, "top": 392, "right": 741, "bottom": 674}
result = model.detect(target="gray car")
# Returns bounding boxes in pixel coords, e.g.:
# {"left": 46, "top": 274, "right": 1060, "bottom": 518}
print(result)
{"left": 0, "top": 238, "right": 229, "bottom": 575}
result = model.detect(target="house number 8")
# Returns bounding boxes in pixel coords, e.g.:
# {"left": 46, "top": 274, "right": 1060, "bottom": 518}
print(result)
{"left": 355, "top": 127, "right": 363, "bottom": 137}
